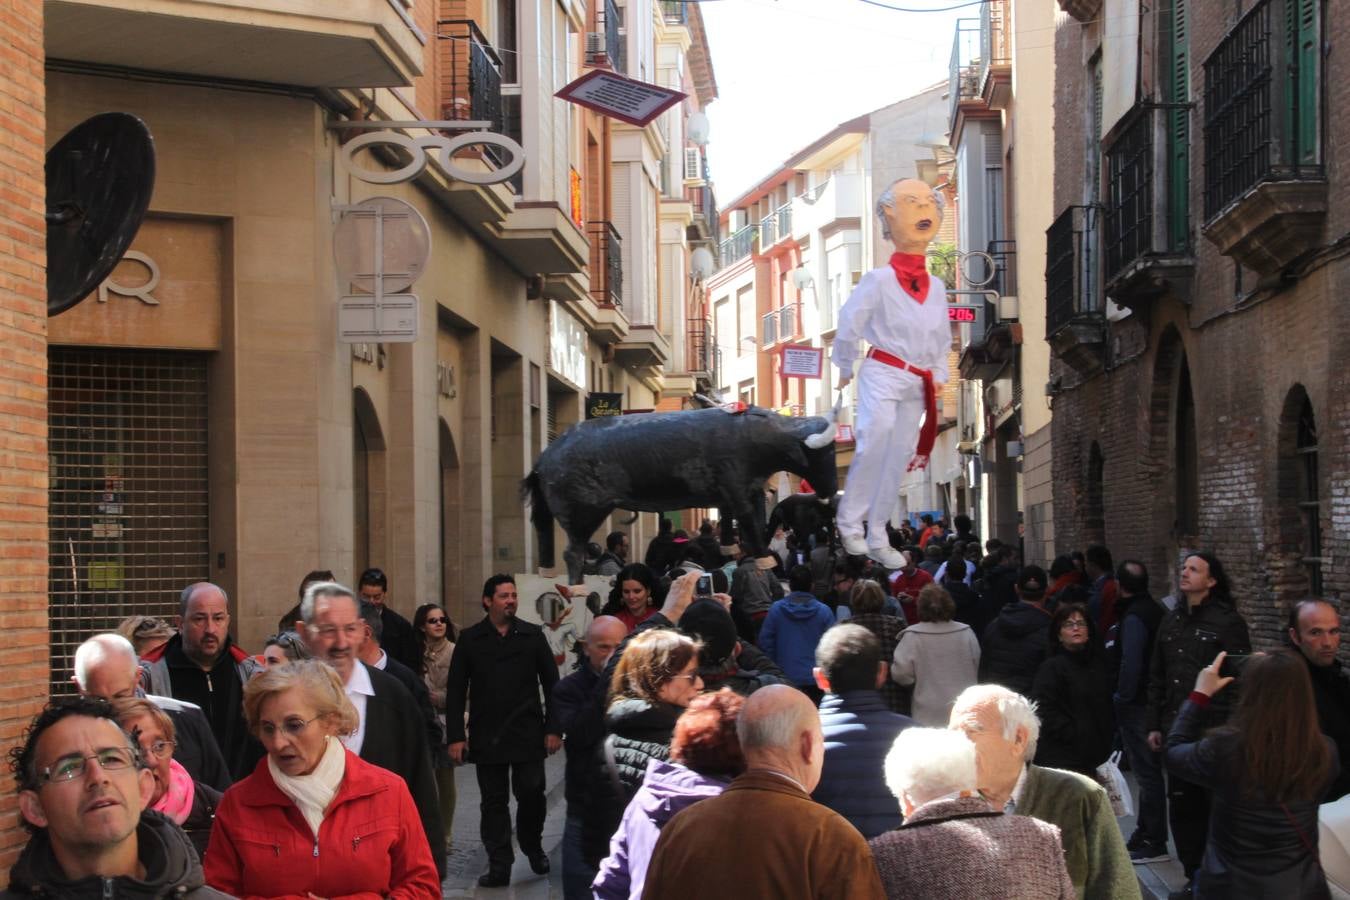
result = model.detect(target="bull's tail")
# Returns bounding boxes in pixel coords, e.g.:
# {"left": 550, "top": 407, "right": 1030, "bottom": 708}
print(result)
{"left": 522, "top": 470, "right": 555, "bottom": 567}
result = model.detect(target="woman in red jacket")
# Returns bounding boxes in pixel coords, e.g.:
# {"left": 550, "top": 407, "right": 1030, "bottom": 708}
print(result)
{"left": 203, "top": 659, "right": 440, "bottom": 899}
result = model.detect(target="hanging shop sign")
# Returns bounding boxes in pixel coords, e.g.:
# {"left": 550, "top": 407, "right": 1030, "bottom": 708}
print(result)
{"left": 332, "top": 120, "right": 525, "bottom": 186}
{"left": 586, "top": 392, "right": 623, "bottom": 418}
{"left": 555, "top": 70, "right": 687, "bottom": 128}
{"left": 333, "top": 197, "right": 430, "bottom": 343}
{"left": 780, "top": 344, "right": 824, "bottom": 379}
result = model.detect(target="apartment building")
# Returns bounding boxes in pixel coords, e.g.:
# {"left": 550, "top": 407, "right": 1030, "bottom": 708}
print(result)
{"left": 1047, "top": 0, "right": 1343, "bottom": 644}
{"left": 705, "top": 84, "right": 957, "bottom": 516}
{"left": 27, "top": 0, "right": 719, "bottom": 698}
{"left": 944, "top": 0, "right": 1057, "bottom": 556}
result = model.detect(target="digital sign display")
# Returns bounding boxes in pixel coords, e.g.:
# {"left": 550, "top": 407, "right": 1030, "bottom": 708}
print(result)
{"left": 948, "top": 306, "right": 979, "bottom": 322}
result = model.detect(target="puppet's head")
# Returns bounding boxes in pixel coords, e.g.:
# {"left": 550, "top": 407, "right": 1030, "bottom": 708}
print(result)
{"left": 876, "top": 178, "right": 945, "bottom": 255}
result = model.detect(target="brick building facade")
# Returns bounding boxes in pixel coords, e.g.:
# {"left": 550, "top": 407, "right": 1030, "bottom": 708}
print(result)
{"left": 0, "top": 0, "right": 48, "bottom": 874}
{"left": 1048, "top": 0, "right": 1346, "bottom": 646}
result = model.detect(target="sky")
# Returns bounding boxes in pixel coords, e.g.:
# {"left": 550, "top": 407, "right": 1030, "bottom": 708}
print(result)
{"left": 698, "top": 0, "right": 975, "bottom": 202}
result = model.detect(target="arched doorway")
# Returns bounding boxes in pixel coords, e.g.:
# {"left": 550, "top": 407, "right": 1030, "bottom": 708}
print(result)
{"left": 439, "top": 419, "right": 465, "bottom": 622}
{"left": 1085, "top": 442, "right": 1105, "bottom": 546}
{"left": 353, "top": 388, "right": 387, "bottom": 574}
{"left": 1145, "top": 327, "right": 1197, "bottom": 590}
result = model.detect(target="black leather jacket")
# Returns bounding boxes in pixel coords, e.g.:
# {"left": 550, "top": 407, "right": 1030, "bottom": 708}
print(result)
{"left": 1145, "top": 597, "right": 1250, "bottom": 733}
{"left": 1166, "top": 696, "right": 1338, "bottom": 900}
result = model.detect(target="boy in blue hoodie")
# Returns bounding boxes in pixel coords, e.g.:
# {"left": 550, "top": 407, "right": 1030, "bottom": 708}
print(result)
{"left": 758, "top": 565, "right": 836, "bottom": 704}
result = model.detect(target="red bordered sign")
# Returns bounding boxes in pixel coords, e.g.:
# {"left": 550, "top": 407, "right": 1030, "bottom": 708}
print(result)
{"left": 555, "top": 70, "right": 688, "bottom": 128}
{"left": 780, "top": 343, "right": 824, "bottom": 379}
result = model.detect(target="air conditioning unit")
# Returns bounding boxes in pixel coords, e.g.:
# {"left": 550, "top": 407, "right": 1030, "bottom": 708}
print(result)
{"left": 997, "top": 294, "right": 1019, "bottom": 322}
{"left": 585, "top": 32, "right": 604, "bottom": 59}
{"left": 684, "top": 148, "right": 702, "bottom": 182}
{"left": 957, "top": 440, "right": 978, "bottom": 455}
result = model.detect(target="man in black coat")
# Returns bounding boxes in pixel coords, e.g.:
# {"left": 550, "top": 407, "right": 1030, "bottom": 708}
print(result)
{"left": 979, "top": 566, "right": 1053, "bottom": 695}
{"left": 447, "top": 574, "right": 562, "bottom": 888}
{"left": 357, "top": 600, "right": 442, "bottom": 758}
{"left": 1288, "top": 597, "right": 1350, "bottom": 801}
{"left": 1145, "top": 551, "right": 1250, "bottom": 890}
{"left": 357, "top": 567, "right": 420, "bottom": 672}
{"left": 298, "top": 581, "right": 447, "bottom": 881}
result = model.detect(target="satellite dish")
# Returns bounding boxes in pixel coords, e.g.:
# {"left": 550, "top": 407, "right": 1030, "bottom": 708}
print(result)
{"left": 690, "top": 247, "right": 715, "bottom": 280}
{"left": 46, "top": 113, "right": 156, "bottom": 316}
{"left": 687, "top": 112, "right": 710, "bottom": 147}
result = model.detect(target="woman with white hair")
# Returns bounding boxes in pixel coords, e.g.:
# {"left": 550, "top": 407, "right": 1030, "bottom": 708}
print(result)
{"left": 867, "top": 727, "right": 1075, "bottom": 899}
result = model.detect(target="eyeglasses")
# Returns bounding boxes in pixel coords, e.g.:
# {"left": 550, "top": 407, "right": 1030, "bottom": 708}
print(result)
{"left": 671, "top": 672, "right": 702, "bottom": 685}
{"left": 425, "top": 617, "right": 448, "bottom": 625}
{"left": 1061, "top": 620, "right": 1089, "bottom": 631}
{"left": 258, "top": 716, "right": 320, "bottom": 740}
{"left": 39, "top": 747, "right": 138, "bottom": 785}
{"left": 139, "top": 739, "right": 176, "bottom": 760}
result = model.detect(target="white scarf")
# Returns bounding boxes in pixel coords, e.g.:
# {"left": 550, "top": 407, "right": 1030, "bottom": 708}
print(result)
{"left": 268, "top": 735, "right": 347, "bottom": 839}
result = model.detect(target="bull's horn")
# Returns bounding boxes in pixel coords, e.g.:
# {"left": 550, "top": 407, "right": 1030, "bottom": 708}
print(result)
{"left": 803, "top": 410, "right": 836, "bottom": 449}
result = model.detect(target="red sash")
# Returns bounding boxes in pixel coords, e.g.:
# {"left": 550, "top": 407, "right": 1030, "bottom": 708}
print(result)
{"left": 867, "top": 348, "right": 937, "bottom": 472}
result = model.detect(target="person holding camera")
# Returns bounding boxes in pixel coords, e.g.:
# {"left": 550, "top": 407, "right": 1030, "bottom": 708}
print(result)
{"left": 1146, "top": 552, "right": 1251, "bottom": 895}
{"left": 1165, "top": 649, "right": 1338, "bottom": 899}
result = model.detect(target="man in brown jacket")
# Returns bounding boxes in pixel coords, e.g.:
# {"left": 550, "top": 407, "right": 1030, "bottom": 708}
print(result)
{"left": 642, "top": 685, "right": 885, "bottom": 900}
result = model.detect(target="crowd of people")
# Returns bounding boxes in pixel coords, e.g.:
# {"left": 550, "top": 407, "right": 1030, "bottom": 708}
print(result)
{"left": 6, "top": 519, "right": 1350, "bottom": 900}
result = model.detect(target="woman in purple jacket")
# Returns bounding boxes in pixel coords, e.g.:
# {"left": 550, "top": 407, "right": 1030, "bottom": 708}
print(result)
{"left": 592, "top": 689, "right": 745, "bottom": 899}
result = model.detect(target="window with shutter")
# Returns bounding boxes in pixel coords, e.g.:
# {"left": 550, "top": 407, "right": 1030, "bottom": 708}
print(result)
{"left": 684, "top": 148, "right": 701, "bottom": 182}
{"left": 1164, "top": 0, "right": 1190, "bottom": 250}
{"left": 1286, "top": 0, "right": 1320, "bottom": 165}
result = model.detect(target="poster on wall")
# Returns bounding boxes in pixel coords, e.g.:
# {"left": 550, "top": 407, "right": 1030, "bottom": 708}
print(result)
{"left": 512, "top": 574, "right": 614, "bottom": 676}
{"left": 781, "top": 344, "right": 824, "bottom": 379}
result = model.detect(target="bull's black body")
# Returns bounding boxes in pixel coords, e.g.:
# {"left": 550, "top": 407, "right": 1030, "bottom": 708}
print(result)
{"left": 524, "top": 406, "right": 837, "bottom": 583}
{"left": 766, "top": 491, "right": 836, "bottom": 546}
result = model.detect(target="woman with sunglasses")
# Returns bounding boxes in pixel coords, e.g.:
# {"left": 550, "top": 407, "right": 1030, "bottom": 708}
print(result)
{"left": 203, "top": 660, "right": 439, "bottom": 898}
{"left": 413, "top": 602, "right": 457, "bottom": 850}
{"left": 261, "top": 630, "right": 311, "bottom": 668}
{"left": 581, "top": 629, "right": 702, "bottom": 870}
{"left": 112, "top": 697, "right": 221, "bottom": 860}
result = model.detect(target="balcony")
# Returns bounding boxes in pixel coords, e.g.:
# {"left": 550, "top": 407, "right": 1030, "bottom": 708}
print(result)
{"left": 587, "top": 221, "right": 623, "bottom": 309}
{"left": 46, "top": 0, "right": 424, "bottom": 87}
{"left": 1200, "top": 0, "right": 1325, "bottom": 274}
{"left": 687, "top": 184, "right": 718, "bottom": 243}
{"left": 686, "top": 318, "right": 720, "bottom": 384}
{"left": 791, "top": 174, "right": 863, "bottom": 241}
{"left": 586, "top": 0, "right": 626, "bottom": 75}
{"left": 761, "top": 303, "right": 800, "bottom": 348}
{"left": 758, "top": 203, "right": 793, "bottom": 249}
{"left": 1103, "top": 104, "right": 1194, "bottom": 306}
{"left": 1045, "top": 205, "right": 1106, "bottom": 377}
{"left": 437, "top": 20, "right": 520, "bottom": 193}
{"left": 958, "top": 240, "right": 1017, "bottom": 382}
{"left": 661, "top": 1, "right": 688, "bottom": 25}
{"left": 979, "top": 0, "right": 1012, "bottom": 110}
{"left": 717, "top": 225, "right": 756, "bottom": 270}
{"left": 948, "top": 18, "right": 983, "bottom": 132}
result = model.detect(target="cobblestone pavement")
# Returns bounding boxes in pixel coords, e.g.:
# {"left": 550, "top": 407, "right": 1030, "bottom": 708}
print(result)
{"left": 440, "top": 754, "right": 568, "bottom": 899}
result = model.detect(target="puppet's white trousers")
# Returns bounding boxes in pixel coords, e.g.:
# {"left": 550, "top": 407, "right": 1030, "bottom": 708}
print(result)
{"left": 836, "top": 360, "right": 927, "bottom": 547}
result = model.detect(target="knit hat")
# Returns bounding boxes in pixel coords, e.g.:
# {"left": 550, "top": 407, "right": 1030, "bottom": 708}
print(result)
{"left": 1016, "top": 565, "right": 1048, "bottom": 597}
{"left": 681, "top": 600, "right": 738, "bottom": 671}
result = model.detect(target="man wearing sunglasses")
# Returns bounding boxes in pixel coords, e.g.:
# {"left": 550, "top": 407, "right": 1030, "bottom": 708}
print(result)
{"left": 4, "top": 697, "right": 229, "bottom": 898}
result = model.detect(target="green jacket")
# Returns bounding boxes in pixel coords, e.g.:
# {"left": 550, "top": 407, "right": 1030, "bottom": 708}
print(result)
{"left": 1017, "top": 764, "right": 1141, "bottom": 900}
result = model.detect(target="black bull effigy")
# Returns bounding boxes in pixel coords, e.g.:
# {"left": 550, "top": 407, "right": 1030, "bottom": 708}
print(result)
{"left": 524, "top": 406, "right": 838, "bottom": 583}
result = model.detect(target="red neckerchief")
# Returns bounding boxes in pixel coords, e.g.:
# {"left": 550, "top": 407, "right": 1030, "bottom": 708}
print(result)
{"left": 889, "top": 252, "right": 930, "bottom": 302}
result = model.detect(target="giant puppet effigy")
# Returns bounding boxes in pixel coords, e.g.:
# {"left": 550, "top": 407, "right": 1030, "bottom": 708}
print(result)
{"left": 832, "top": 178, "right": 952, "bottom": 568}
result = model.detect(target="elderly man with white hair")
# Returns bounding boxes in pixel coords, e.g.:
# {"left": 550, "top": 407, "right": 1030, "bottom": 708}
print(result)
{"left": 642, "top": 684, "right": 885, "bottom": 900}
{"left": 949, "top": 684, "right": 1139, "bottom": 900}
{"left": 71, "top": 633, "right": 232, "bottom": 791}
{"left": 868, "top": 727, "right": 1074, "bottom": 898}
{"left": 832, "top": 178, "right": 953, "bottom": 568}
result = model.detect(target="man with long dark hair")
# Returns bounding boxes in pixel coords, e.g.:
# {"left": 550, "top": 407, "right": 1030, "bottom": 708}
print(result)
{"left": 1146, "top": 551, "right": 1251, "bottom": 897}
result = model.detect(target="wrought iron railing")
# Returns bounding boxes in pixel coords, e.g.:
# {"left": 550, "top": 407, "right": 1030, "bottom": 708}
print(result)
{"left": 604, "top": 0, "right": 625, "bottom": 76}
{"left": 717, "top": 224, "right": 756, "bottom": 269}
{"left": 1104, "top": 104, "right": 1191, "bottom": 281}
{"left": 979, "top": 0, "right": 1012, "bottom": 87}
{"left": 1045, "top": 206, "right": 1101, "bottom": 337}
{"left": 948, "top": 18, "right": 982, "bottom": 126}
{"left": 777, "top": 303, "right": 798, "bottom": 341}
{"left": 437, "top": 19, "right": 518, "bottom": 187}
{"left": 661, "top": 1, "right": 687, "bottom": 24}
{"left": 687, "top": 184, "right": 717, "bottom": 238}
{"left": 775, "top": 202, "right": 792, "bottom": 239}
{"left": 1202, "top": 0, "right": 1321, "bottom": 220}
{"left": 687, "top": 317, "right": 715, "bottom": 376}
{"left": 587, "top": 221, "right": 623, "bottom": 308}
{"left": 759, "top": 212, "right": 777, "bottom": 247}
{"left": 987, "top": 239, "right": 1017, "bottom": 296}
{"left": 761, "top": 310, "right": 778, "bottom": 346}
